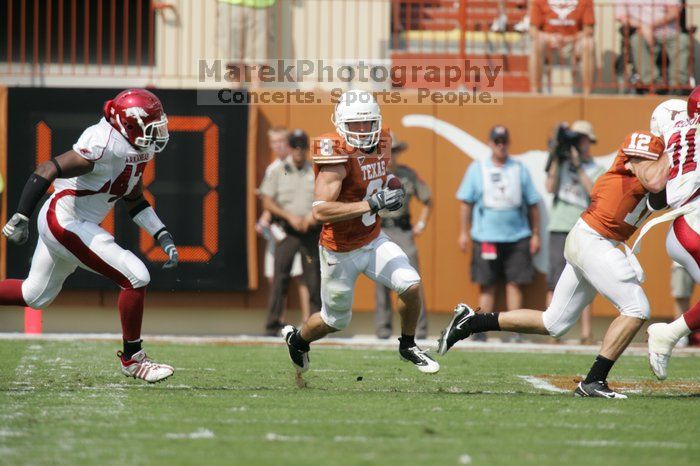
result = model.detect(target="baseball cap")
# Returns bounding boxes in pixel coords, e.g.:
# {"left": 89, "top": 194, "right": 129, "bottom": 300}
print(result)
{"left": 489, "top": 125, "right": 510, "bottom": 143}
{"left": 288, "top": 129, "right": 309, "bottom": 149}
{"left": 570, "top": 120, "right": 597, "bottom": 143}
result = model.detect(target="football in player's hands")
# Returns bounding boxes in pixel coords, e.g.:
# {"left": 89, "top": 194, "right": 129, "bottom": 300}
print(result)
{"left": 368, "top": 187, "right": 403, "bottom": 213}
{"left": 387, "top": 176, "right": 403, "bottom": 191}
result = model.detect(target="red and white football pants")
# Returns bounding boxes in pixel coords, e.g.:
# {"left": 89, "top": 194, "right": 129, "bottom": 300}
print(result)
{"left": 666, "top": 210, "right": 700, "bottom": 332}
{"left": 21, "top": 201, "right": 150, "bottom": 309}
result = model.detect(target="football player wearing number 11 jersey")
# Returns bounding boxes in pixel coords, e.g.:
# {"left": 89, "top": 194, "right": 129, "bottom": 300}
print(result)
{"left": 647, "top": 91, "right": 700, "bottom": 379}
{"left": 439, "top": 127, "right": 669, "bottom": 398}
{"left": 282, "top": 90, "right": 439, "bottom": 375}
{"left": 0, "top": 89, "right": 178, "bottom": 383}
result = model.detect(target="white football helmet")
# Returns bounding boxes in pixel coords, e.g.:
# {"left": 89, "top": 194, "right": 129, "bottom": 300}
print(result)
{"left": 332, "top": 90, "right": 382, "bottom": 150}
{"left": 650, "top": 98, "right": 687, "bottom": 137}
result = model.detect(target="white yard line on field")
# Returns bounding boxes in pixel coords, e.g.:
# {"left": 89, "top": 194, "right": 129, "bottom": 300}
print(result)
{"left": 165, "top": 428, "right": 215, "bottom": 440}
{"left": 565, "top": 439, "right": 690, "bottom": 450}
{"left": 517, "top": 375, "right": 570, "bottom": 393}
{"left": 2, "top": 332, "right": 699, "bottom": 357}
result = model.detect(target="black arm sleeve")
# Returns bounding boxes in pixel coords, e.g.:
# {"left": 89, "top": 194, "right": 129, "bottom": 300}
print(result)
{"left": 648, "top": 189, "right": 668, "bottom": 212}
{"left": 17, "top": 174, "right": 52, "bottom": 217}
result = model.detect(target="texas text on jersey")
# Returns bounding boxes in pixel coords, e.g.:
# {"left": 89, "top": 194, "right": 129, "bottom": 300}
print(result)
{"left": 581, "top": 130, "right": 665, "bottom": 242}
{"left": 312, "top": 129, "right": 393, "bottom": 252}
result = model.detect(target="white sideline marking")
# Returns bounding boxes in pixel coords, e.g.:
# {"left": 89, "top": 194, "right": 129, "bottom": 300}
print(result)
{"left": 333, "top": 435, "right": 369, "bottom": 443}
{"left": 565, "top": 440, "right": 688, "bottom": 449}
{"left": 1, "top": 332, "right": 699, "bottom": 357}
{"left": 517, "top": 375, "right": 570, "bottom": 393}
{"left": 265, "top": 432, "right": 313, "bottom": 442}
{"left": 165, "top": 428, "right": 215, "bottom": 440}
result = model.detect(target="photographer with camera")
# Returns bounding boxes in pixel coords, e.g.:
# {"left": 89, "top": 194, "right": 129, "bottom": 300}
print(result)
{"left": 545, "top": 120, "right": 605, "bottom": 344}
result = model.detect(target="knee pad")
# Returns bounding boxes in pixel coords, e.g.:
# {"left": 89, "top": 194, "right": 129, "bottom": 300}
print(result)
{"left": 122, "top": 251, "right": 150, "bottom": 289}
{"left": 320, "top": 305, "right": 352, "bottom": 330}
{"left": 319, "top": 280, "right": 353, "bottom": 330}
{"left": 392, "top": 268, "right": 421, "bottom": 296}
{"left": 619, "top": 286, "right": 651, "bottom": 321}
{"left": 542, "top": 307, "right": 576, "bottom": 339}
{"left": 22, "top": 281, "right": 60, "bottom": 310}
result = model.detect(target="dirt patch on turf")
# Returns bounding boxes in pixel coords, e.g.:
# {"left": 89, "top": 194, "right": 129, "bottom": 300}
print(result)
{"left": 539, "top": 375, "right": 700, "bottom": 396}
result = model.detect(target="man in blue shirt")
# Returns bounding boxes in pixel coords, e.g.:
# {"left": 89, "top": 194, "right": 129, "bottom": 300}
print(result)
{"left": 456, "top": 126, "right": 541, "bottom": 330}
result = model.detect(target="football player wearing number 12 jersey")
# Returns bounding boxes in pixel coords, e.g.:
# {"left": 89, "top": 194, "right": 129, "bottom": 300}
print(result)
{"left": 282, "top": 90, "right": 439, "bottom": 375}
{"left": 0, "top": 89, "right": 178, "bottom": 383}
{"left": 439, "top": 128, "right": 670, "bottom": 398}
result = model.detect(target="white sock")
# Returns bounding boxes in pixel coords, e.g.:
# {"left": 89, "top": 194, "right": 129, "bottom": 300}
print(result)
{"left": 667, "top": 317, "right": 691, "bottom": 342}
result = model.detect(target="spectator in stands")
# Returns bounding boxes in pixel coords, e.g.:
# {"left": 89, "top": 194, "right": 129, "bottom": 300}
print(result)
{"left": 616, "top": 0, "right": 689, "bottom": 90}
{"left": 375, "top": 134, "right": 431, "bottom": 340}
{"left": 260, "top": 130, "right": 321, "bottom": 336}
{"left": 217, "top": 0, "right": 278, "bottom": 83}
{"left": 257, "top": 127, "right": 310, "bottom": 335}
{"left": 545, "top": 121, "right": 604, "bottom": 344}
{"left": 491, "top": 0, "right": 530, "bottom": 33}
{"left": 456, "top": 126, "right": 541, "bottom": 340}
{"left": 529, "top": 0, "right": 595, "bottom": 94}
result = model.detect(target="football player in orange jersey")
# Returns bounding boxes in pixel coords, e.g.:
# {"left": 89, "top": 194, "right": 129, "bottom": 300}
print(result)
{"left": 282, "top": 90, "right": 439, "bottom": 375}
{"left": 438, "top": 128, "right": 670, "bottom": 398}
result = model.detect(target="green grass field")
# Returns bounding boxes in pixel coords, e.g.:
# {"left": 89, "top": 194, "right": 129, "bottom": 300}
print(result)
{"left": 1, "top": 339, "right": 698, "bottom": 466}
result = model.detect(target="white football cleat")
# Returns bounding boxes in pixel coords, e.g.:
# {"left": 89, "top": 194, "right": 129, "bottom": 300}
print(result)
{"left": 399, "top": 346, "right": 440, "bottom": 374}
{"left": 118, "top": 350, "right": 174, "bottom": 383}
{"left": 647, "top": 323, "right": 676, "bottom": 381}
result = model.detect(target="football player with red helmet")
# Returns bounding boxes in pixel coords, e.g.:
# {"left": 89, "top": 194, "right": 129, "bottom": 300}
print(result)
{"left": 1, "top": 89, "right": 177, "bottom": 383}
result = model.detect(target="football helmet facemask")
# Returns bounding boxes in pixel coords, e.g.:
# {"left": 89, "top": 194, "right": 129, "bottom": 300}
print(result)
{"left": 332, "top": 90, "right": 382, "bottom": 150}
{"left": 104, "top": 89, "right": 169, "bottom": 153}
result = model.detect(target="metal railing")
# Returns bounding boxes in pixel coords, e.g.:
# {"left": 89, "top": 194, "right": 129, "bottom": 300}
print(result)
{"left": 0, "top": 0, "right": 697, "bottom": 93}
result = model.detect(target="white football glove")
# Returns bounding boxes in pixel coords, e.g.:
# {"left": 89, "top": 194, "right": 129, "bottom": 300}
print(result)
{"left": 2, "top": 213, "right": 30, "bottom": 245}
{"left": 157, "top": 232, "right": 179, "bottom": 269}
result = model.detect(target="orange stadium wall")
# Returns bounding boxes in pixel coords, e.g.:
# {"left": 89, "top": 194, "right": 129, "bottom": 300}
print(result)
{"left": 254, "top": 93, "right": 700, "bottom": 319}
{"left": 0, "top": 90, "right": 697, "bottom": 320}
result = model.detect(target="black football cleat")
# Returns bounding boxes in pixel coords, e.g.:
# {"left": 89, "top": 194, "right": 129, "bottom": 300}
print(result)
{"left": 437, "top": 303, "right": 476, "bottom": 355}
{"left": 282, "top": 325, "right": 309, "bottom": 373}
{"left": 574, "top": 380, "right": 628, "bottom": 399}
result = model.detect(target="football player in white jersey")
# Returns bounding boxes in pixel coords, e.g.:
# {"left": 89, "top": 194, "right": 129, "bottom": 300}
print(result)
{"left": 645, "top": 92, "right": 700, "bottom": 379}
{"left": 1, "top": 89, "right": 178, "bottom": 383}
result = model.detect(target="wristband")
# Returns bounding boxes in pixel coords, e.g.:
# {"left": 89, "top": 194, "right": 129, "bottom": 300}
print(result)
{"left": 17, "top": 173, "right": 52, "bottom": 217}
{"left": 50, "top": 159, "right": 63, "bottom": 178}
{"left": 132, "top": 206, "right": 167, "bottom": 239}
{"left": 128, "top": 199, "right": 151, "bottom": 218}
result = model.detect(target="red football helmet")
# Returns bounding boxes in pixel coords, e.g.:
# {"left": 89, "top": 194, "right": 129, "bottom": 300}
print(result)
{"left": 103, "top": 89, "right": 169, "bottom": 153}
{"left": 687, "top": 85, "right": 700, "bottom": 119}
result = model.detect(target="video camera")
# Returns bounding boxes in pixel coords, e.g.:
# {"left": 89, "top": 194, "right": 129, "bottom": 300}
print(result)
{"left": 545, "top": 123, "right": 582, "bottom": 172}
